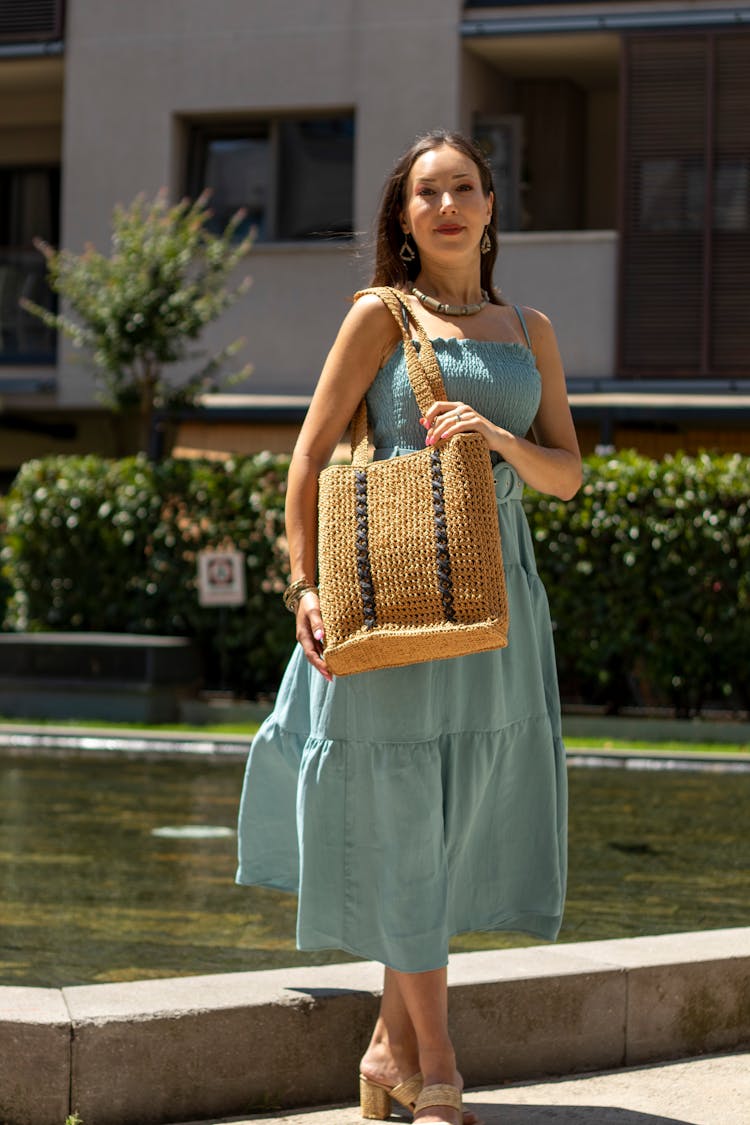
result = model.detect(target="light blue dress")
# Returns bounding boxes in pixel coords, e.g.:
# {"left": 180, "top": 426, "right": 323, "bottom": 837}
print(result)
{"left": 236, "top": 312, "right": 567, "bottom": 973}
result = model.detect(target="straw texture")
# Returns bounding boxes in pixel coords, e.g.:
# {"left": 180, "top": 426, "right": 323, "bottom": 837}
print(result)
{"left": 317, "top": 286, "right": 508, "bottom": 677}
{"left": 414, "top": 1083, "right": 463, "bottom": 1114}
{"left": 359, "top": 1072, "right": 424, "bottom": 1119}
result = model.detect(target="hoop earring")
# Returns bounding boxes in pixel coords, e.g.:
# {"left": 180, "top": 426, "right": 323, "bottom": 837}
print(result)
{"left": 399, "top": 233, "right": 416, "bottom": 262}
{"left": 480, "top": 228, "right": 491, "bottom": 255}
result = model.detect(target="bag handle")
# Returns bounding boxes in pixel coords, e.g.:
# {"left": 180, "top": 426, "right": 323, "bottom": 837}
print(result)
{"left": 346, "top": 287, "right": 447, "bottom": 468}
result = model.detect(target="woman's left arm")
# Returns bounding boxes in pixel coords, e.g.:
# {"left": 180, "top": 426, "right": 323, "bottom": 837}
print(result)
{"left": 423, "top": 308, "right": 582, "bottom": 500}
{"left": 501, "top": 307, "right": 582, "bottom": 499}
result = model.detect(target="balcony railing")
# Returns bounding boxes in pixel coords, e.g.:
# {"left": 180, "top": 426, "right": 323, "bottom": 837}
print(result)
{"left": 0, "top": 0, "right": 65, "bottom": 44}
{"left": 0, "top": 250, "right": 57, "bottom": 364}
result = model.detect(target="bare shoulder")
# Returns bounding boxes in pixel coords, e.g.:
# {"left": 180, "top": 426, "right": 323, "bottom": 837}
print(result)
{"left": 350, "top": 290, "right": 398, "bottom": 326}
{"left": 515, "top": 305, "right": 556, "bottom": 345}
{"left": 337, "top": 290, "right": 401, "bottom": 365}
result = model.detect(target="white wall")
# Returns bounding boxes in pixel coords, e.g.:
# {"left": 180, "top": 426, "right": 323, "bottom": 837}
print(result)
{"left": 58, "top": 0, "right": 463, "bottom": 404}
{"left": 497, "top": 231, "right": 617, "bottom": 378}
{"left": 195, "top": 245, "right": 362, "bottom": 396}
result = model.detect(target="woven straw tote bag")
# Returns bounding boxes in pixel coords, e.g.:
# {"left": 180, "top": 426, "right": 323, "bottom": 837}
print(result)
{"left": 317, "top": 286, "right": 508, "bottom": 677}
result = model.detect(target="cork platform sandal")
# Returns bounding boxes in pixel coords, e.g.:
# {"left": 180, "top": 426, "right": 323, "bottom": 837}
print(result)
{"left": 359, "top": 1071, "right": 423, "bottom": 1119}
{"left": 413, "top": 1082, "right": 463, "bottom": 1124}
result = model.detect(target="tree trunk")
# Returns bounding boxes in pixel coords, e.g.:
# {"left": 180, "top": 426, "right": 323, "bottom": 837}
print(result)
{"left": 139, "top": 358, "right": 158, "bottom": 455}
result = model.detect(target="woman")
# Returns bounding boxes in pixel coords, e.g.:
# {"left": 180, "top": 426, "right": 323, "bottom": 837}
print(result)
{"left": 237, "top": 130, "right": 581, "bottom": 1125}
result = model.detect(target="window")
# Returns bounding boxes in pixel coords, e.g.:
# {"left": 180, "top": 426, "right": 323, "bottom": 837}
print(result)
{"left": 638, "top": 158, "right": 749, "bottom": 234}
{"left": 186, "top": 114, "right": 354, "bottom": 242}
{"left": 0, "top": 166, "right": 59, "bottom": 363}
{"left": 638, "top": 159, "right": 705, "bottom": 232}
{"left": 713, "top": 161, "right": 749, "bottom": 232}
{"left": 474, "top": 117, "right": 522, "bottom": 232}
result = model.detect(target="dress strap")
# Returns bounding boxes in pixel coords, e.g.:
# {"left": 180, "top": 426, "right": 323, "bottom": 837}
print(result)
{"left": 512, "top": 304, "right": 532, "bottom": 350}
{"left": 400, "top": 301, "right": 410, "bottom": 334}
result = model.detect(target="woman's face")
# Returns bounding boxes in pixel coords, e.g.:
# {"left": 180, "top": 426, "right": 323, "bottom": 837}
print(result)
{"left": 401, "top": 144, "right": 493, "bottom": 264}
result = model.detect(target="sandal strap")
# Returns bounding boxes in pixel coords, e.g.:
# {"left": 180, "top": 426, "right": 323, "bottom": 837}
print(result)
{"left": 414, "top": 1083, "right": 463, "bottom": 1113}
{"left": 391, "top": 1072, "right": 423, "bottom": 1108}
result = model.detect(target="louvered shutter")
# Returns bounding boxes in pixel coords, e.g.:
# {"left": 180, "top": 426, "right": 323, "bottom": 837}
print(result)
{"left": 621, "top": 32, "right": 750, "bottom": 377}
{"left": 621, "top": 36, "right": 707, "bottom": 375}
{"left": 0, "top": 1, "right": 64, "bottom": 44}
{"left": 711, "top": 37, "right": 750, "bottom": 371}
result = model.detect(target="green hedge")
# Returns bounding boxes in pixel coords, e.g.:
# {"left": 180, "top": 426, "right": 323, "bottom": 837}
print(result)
{"left": 1, "top": 450, "right": 748, "bottom": 713}
{"left": 1, "top": 452, "right": 293, "bottom": 697}
{"left": 0, "top": 495, "right": 12, "bottom": 627}
{"left": 525, "top": 450, "right": 750, "bottom": 715}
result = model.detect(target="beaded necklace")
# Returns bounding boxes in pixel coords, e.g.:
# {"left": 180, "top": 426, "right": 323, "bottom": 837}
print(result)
{"left": 411, "top": 285, "right": 489, "bottom": 317}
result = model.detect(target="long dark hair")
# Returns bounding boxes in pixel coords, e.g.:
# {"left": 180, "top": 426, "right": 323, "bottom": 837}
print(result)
{"left": 370, "top": 129, "right": 504, "bottom": 305}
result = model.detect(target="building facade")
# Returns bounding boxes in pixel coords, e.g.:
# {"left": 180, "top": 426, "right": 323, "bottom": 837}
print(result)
{"left": 1, "top": 0, "right": 749, "bottom": 478}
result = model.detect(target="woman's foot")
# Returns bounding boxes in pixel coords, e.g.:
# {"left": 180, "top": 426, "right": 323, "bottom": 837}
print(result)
{"left": 359, "top": 1047, "right": 478, "bottom": 1125}
{"left": 360, "top": 1039, "right": 419, "bottom": 1093}
{"left": 413, "top": 1078, "right": 463, "bottom": 1125}
{"left": 415, "top": 1053, "right": 479, "bottom": 1125}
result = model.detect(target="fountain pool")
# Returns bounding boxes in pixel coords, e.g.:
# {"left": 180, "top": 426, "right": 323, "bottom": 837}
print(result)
{"left": 1, "top": 751, "right": 748, "bottom": 988}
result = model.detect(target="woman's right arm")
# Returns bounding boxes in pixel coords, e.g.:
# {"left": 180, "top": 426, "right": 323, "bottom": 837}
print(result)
{"left": 285, "top": 294, "right": 398, "bottom": 680}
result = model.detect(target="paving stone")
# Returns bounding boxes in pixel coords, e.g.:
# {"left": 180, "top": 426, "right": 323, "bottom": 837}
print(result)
{"left": 175, "top": 1051, "right": 750, "bottom": 1125}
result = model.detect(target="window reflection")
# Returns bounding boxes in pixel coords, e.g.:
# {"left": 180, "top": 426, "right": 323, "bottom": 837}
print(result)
{"left": 639, "top": 158, "right": 749, "bottom": 232}
{"left": 203, "top": 133, "right": 270, "bottom": 241}
{"left": 638, "top": 159, "right": 704, "bottom": 231}
{"left": 713, "top": 161, "right": 748, "bottom": 231}
{"left": 278, "top": 118, "right": 354, "bottom": 239}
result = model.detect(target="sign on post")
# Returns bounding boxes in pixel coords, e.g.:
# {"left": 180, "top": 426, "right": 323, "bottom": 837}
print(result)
{"left": 197, "top": 549, "right": 246, "bottom": 607}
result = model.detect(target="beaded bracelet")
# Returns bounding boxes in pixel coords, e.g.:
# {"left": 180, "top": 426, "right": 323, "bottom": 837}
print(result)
{"left": 283, "top": 579, "right": 319, "bottom": 614}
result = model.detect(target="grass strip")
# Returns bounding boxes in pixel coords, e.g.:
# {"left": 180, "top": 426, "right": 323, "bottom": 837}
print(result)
{"left": 0, "top": 716, "right": 259, "bottom": 737}
{"left": 0, "top": 717, "right": 748, "bottom": 754}
{"left": 565, "top": 736, "right": 749, "bottom": 755}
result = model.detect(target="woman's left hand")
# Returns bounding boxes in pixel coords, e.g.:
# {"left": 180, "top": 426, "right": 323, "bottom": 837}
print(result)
{"left": 421, "top": 400, "right": 505, "bottom": 452}
{"left": 417, "top": 312, "right": 581, "bottom": 500}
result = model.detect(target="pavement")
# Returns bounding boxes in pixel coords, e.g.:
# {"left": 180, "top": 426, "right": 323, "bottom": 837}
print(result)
{"left": 178, "top": 1051, "right": 750, "bottom": 1124}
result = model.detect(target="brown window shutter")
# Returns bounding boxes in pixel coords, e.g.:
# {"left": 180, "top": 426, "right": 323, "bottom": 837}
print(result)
{"left": 621, "top": 36, "right": 708, "bottom": 376}
{"left": 621, "top": 31, "right": 750, "bottom": 378}
{"left": 0, "top": 1, "right": 64, "bottom": 44}
{"left": 711, "top": 36, "right": 750, "bottom": 372}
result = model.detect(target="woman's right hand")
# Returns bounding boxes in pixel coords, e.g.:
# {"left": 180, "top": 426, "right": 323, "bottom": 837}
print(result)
{"left": 296, "top": 592, "right": 333, "bottom": 683}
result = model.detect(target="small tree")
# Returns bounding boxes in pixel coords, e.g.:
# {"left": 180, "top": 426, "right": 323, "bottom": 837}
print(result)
{"left": 21, "top": 188, "right": 254, "bottom": 453}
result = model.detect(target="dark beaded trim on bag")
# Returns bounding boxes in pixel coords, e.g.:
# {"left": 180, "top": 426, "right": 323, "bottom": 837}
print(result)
{"left": 354, "top": 470, "right": 377, "bottom": 629}
{"left": 430, "top": 449, "right": 457, "bottom": 622}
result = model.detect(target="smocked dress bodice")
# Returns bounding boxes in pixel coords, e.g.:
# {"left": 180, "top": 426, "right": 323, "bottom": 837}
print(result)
{"left": 366, "top": 338, "right": 542, "bottom": 452}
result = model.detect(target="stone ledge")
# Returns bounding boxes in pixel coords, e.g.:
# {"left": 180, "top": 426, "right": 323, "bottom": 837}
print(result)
{"left": 543, "top": 929, "right": 750, "bottom": 1064}
{"left": 0, "top": 632, "right": 201, "bottom": 722}
{"left": 0, "top": 987, "right": 70, "bottom": 1125}
{"left": 0, "top": 929, "right": 748, "bottom": 1125}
